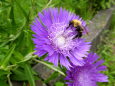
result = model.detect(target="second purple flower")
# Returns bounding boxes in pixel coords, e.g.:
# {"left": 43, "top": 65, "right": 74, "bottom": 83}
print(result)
{"left": 65, "top": 53, "right": 108, "bottom": 86}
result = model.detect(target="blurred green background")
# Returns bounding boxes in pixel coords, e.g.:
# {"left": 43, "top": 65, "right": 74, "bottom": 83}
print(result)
{"left": 0, "top": 0, "right": 115, "bottom": 86}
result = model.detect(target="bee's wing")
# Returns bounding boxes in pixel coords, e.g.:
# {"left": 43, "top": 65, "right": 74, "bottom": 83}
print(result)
{"left": 82, "top": 26, "right": 89, "bottom": 35}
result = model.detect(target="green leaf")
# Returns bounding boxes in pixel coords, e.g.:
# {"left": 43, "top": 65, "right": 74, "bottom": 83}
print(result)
{"left": 34, "top": 59, "right": 65, "bottom": 76}
{"left": 55, "top": 82, "right": 64, "bottom": 86}
{"left": 23, "top": 52, "right": 35, "bottom": 61}
{"left": 0, "top": 80, "right": 8, "bottom": 86}
{"left": 13, "top": 51, "right": 24, "bottom": 61}
{"left": 9, "top": 3, "right": 15, "bottom": 25}
{"left": 24, "top": 63, "right": 35, "bottom": 86}
{"left": 17, "top": 51, "right": 37, "bottom": 64}
{"left": 106, "top": 2, "right": 111, "bottom": 8}
{"left": 23, "top": 83, "right": 26, "bottom": 86}
{"left": 14, "top": 0, "right": 29, "bottom": 21}
{"left": 25, "top": 31, "right": 34, "bottom": 52}
{"left": 12, "top": 63, "right": 38, "bottom": 81}
{"left": 12, "top": 68, "right": 27, "bottom": 81}
{"left": 1, "top": 44, "right": 16, "bottom": 68}
{"left": 0, "top": 70, "right": 10, "bottom": 77}
{"left": 0, "top": 4, "right": 11, "bottom": 13}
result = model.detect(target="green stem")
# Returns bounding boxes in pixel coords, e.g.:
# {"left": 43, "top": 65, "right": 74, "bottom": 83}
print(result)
{"left": 43, "top": 0, "right": 52, "bottom": 10}
{"left": 7, "top": 74, "right": 13, "bottom": 86}
{"left": 34, "top": 59, "right": 65, "bottom": 76}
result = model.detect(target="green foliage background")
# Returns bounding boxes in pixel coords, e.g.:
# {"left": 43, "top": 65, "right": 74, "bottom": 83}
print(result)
{"left": 0, "top": 0, "right": 115, "bottom": 86}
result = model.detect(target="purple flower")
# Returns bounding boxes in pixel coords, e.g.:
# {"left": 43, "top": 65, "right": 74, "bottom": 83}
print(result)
{"left": 31, "top": 8, "right": 91, "bottom": 69}
{"left": 65, "top": 53, "right": 108, "bottom": 86}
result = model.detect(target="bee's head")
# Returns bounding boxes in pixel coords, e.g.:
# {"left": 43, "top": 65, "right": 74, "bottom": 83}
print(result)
{"left": 71, "top": 19, "right": 81, "bottom": 27}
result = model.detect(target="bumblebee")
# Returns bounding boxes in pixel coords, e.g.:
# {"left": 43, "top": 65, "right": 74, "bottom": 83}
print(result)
{"left": 67, "top": 19, "right": 88, "bottom": 39}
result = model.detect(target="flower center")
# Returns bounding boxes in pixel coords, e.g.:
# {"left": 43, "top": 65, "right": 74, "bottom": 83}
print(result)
{"left": 49, "top": 22, "right": 76, "bottom": 52}
{"left": 74, "top": 69, "right": 92, "bottom": 86}
{"left": 56, "top": 36, "right": 66, "bottom": 47}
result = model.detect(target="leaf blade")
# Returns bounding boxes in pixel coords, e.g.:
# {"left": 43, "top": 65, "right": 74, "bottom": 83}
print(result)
{"left": 1, "top": 44, "right": 16, "bottom": 68}
{"left": 24, "top": 63, "right": 36, "bottom": 86}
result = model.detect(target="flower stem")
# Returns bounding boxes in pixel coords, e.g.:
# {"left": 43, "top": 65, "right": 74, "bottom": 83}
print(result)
{"left": 34, "top": 59, "right": 65, "bottom": 76}
{"left": 7, "top": 74, "right": 13, "bottom": 86}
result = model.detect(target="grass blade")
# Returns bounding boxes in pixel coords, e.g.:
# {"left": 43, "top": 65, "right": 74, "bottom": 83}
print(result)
{"left": 24, "top": 63, "right": 35, "bottom": 86}
{"left": 1, "top": 44, "right": 16, "bottom": 68}
{"left": 15, "top": 0, "right": 29, "bottom": 21}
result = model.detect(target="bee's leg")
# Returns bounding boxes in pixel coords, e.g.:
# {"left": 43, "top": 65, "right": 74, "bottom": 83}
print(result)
{"left": 73, "top": 34, "right": 79, "bottom": 39}
{"left": 79, "top": 32, "right": 82, "bottom": 37}
{"left": 73, "top": 32, "right": 82, "bottom": 39}
{"left": 66, "top": 22, "right": 72, "bottom": 29}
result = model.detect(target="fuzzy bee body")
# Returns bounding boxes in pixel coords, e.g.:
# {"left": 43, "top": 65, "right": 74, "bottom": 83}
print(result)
{"left": 67, "top": 19, "right": 88, "bottom": 39}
